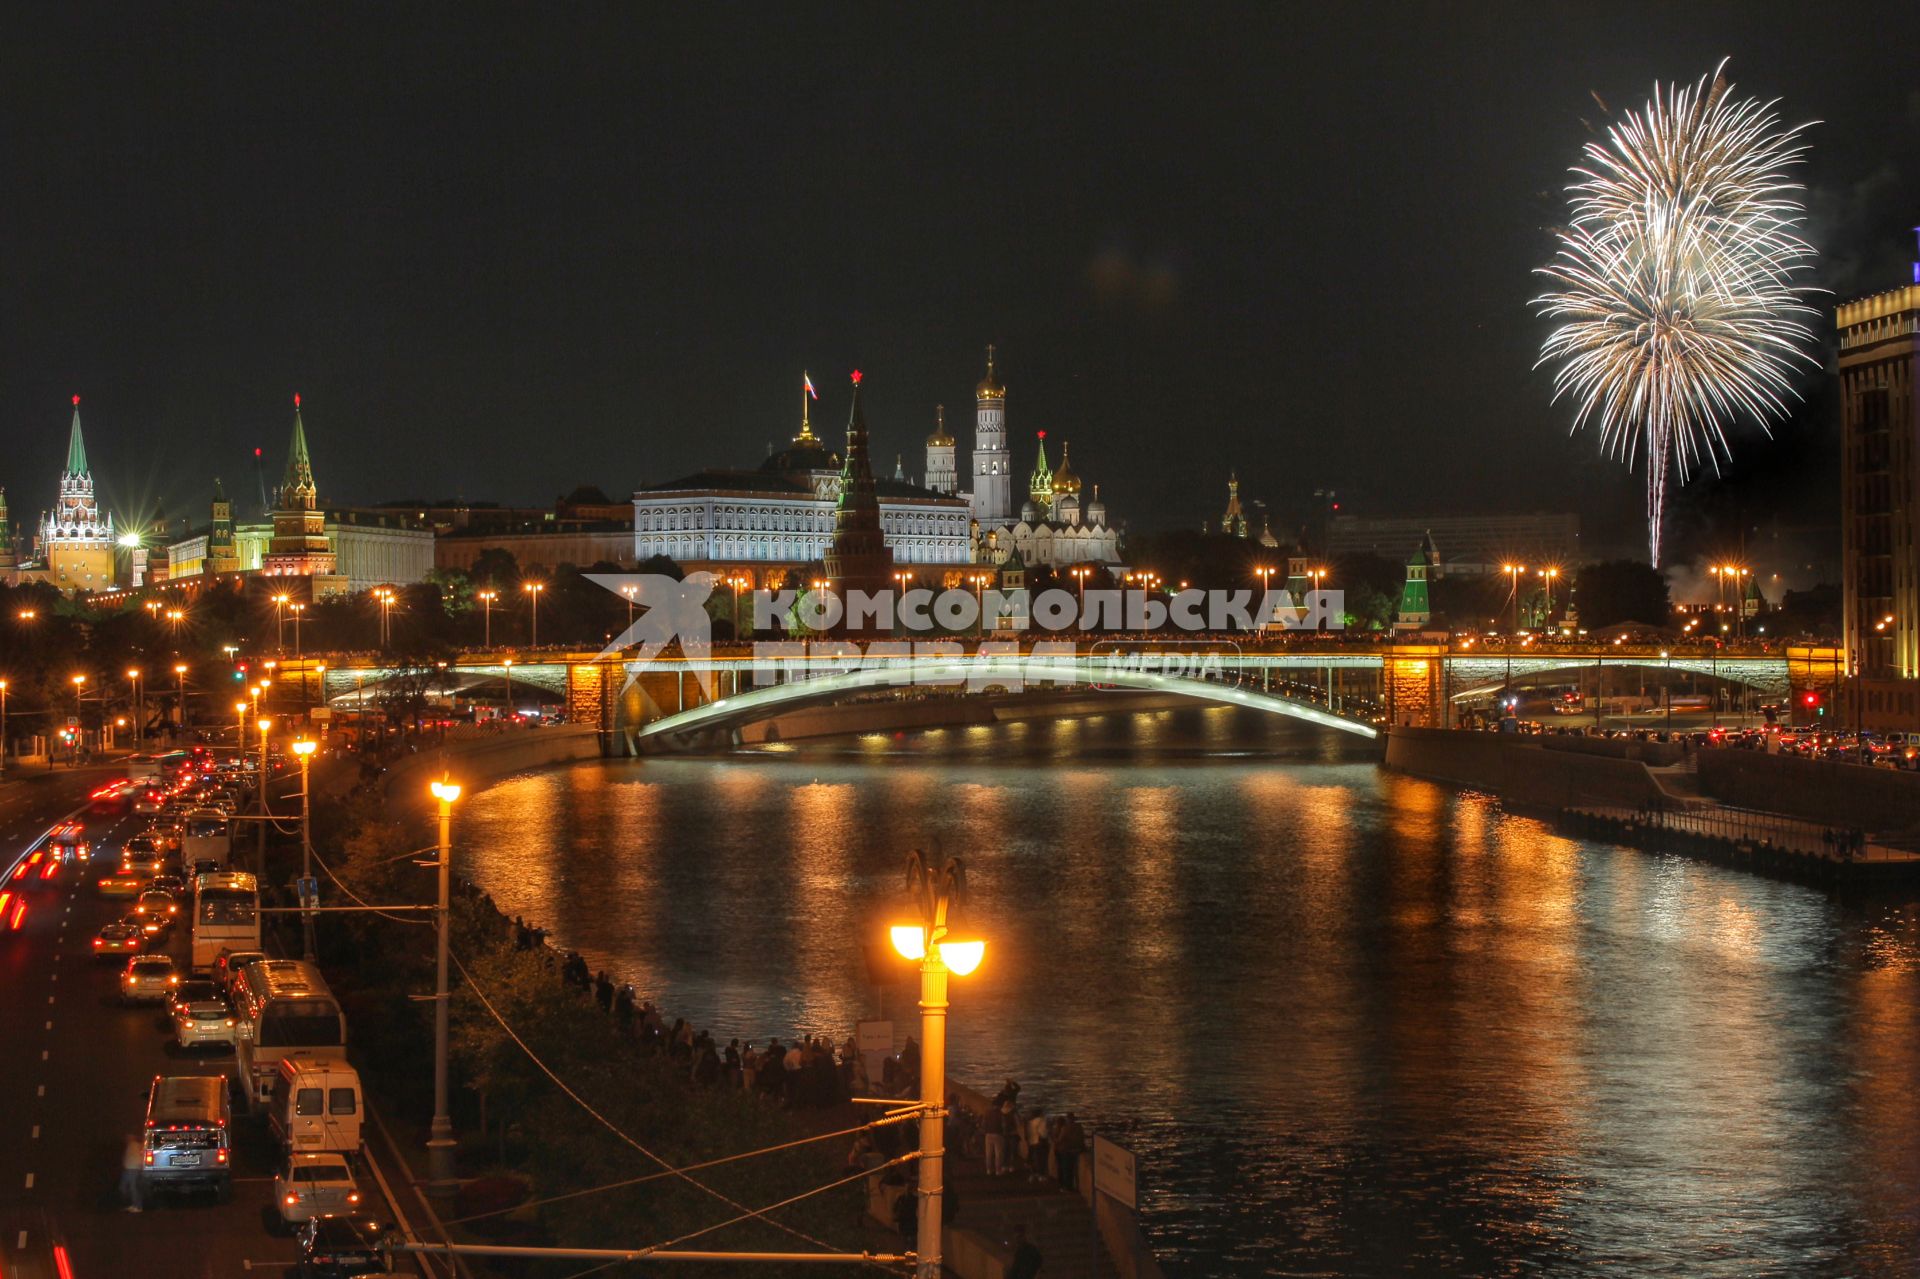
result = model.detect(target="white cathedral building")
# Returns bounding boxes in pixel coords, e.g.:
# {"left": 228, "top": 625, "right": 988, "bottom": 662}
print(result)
{"left": 630, "top": 347, "right": 1123, "bottom": 581}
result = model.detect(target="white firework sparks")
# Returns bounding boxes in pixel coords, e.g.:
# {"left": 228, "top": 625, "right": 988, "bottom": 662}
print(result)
{"left": 1534, "top": 60, "right": 1819, "bottom": 566}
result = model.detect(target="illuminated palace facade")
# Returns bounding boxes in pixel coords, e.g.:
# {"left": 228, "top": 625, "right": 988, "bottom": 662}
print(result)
{"left": 632, "top": 385, "right": 972, "bottom": 583}
{"left": 631, "top": 348, "right": 1123, "bottom": 579}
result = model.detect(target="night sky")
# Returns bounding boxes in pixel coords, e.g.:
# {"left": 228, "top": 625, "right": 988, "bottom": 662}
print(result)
{"left": 4, "top": 2, "right": 1918, "bottom": 564}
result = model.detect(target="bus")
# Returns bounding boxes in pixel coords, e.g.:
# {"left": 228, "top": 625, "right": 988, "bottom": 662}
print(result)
{"left": 235, "top": 960, "right": 348, "bottom": 1106}
{"left": 182, "top": 809, "right": 232, "bottom": 870}
{"left": 191, "top": 871, "right": 261, "bottom": 972}
{"left": 126, "top": 750, "right": 192, "bottom": 784}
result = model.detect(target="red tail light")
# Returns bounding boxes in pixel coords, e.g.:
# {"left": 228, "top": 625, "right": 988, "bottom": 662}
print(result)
{"left": 55, "top": 1243, "right": 74, "bottom": 1279}
{"left": 144, "top": 1151, "right": 154, "bottom": 1166}
{"left": 8, "top": 902, "right": 24, "bottom": 930}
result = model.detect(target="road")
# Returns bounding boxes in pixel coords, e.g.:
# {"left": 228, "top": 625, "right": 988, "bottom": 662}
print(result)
{"left": 0, "top": 767, "right": 429, "bottom": 1279}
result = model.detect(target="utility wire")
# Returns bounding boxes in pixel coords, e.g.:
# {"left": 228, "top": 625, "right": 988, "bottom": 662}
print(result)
{"left": 440, "top": 1111, "right": 923, "bottom": 1228}
{"left": 448, "top": 949, "right": 877, "bottom": 1262}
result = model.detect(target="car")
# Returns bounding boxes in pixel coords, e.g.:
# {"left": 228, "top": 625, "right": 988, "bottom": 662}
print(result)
{"left": 120, "top": 953, "right": 178, "bottom": 1002}
{"left": 170, "top": 980, "right": 237, "bottom": 1050}
{"left": 293, "top": 1216, "right": 394, "bottom": 1277}
{"left": 97, "top": 868, "right": 148, "bottom": 898}
{"left": 135, "top": 889, "right": 180, "bottom": 922}
{"left": 93, "top": 921, "right": 145, "bottom": 956}
{"left": 148, "top": 873, "right": 188, "bottom": 898}
{"left": 125, "top": 908, "right": 172, "bottom": 942}
{"left": 275, "top": 1152, "right": 364, "bottom": 1227}
{"left": 133, "top": 789, "right": 166, "bottom": 815}
{"left": 123, "top": 847, "right": 168, "bottom": 878}
{"left": 214, "top": 949, "right": 268, "bottom": 998}
{"left": 49, "top": 822, "right": 92, "bottom": 862}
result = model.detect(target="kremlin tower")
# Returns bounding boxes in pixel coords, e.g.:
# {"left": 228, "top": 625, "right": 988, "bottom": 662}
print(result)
{"left": 970, "top": 345, "right": 1012, "bottom": 528}
{"left": 261, "top": 394, "right": 346, "bottom": 596}
{"left": 40, "top": 396, "right": 117, "bottom": 592}
{"left": 823, "top": 371, "right": 894, "bottom": 630}
{"left": 207, "top": 478, "right": 242, "bottom": 575}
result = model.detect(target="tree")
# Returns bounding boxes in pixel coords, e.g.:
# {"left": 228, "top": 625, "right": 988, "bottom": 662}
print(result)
{"left": 1572, "top": 560, "right": 1673, "bottom": 630}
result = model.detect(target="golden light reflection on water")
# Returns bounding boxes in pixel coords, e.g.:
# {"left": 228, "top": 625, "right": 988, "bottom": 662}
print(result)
{"left": 452, "top": 710, "right": 1920, "bottom": 1277}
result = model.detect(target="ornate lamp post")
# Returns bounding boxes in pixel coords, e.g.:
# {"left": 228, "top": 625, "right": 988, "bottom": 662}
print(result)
{"left": 888, "top": 852, "right": 986, "bottom": 1279}
{"left": 292, "top": 738, "right": 318, "bottom": 960}
{"left": 476, "top": 589, "right": 497, "bottom": 649}
{"left": 522, "top": 581, "right": 546, "bottom": 647}
{"left": 427, "top": 776, "right": 463, "bottom": 1191}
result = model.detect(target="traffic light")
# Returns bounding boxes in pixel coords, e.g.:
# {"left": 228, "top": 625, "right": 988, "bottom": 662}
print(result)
{"left": 234, "top": 661, "right": 248, "bottom": 682}
{"left": 1803, "top": 690, "right": 1824, "bottom": 717}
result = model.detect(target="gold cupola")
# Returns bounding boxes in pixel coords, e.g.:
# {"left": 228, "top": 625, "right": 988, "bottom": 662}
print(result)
{"left": 1051, "top": 441, "right": 1081, "bottom": 495}
{"left": 976, "top": 343, "right": 1006, "bottom": 400}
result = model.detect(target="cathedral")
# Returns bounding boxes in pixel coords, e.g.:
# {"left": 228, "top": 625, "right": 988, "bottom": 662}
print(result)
{"left": 943, "top": 346, "right": 1123, "bottom": 571}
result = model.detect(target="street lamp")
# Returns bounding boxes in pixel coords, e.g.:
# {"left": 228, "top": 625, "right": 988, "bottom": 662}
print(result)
{"left": 127, "top": 668, "right": 143, "bottom": 750}
{"left": 1537, "top": 567, "right": 1560, "bottom": 625}
{"left": 273, "top": 593, "right": 290, "bottom": 651}
{"left": 255, "top": 717, "right": 274, "bottom": 876}
{"left": 427, "top": 776, "right": 463, "bottom": 1191}
{"left": 289, "top": 602, "right": 307, "bottom": 660}
{"left": 501, "top": 658, "right": 514, "bottom": 720}
{"left": 69, "top": 674, "right": 87, "bottom": 765}
{"left": 887, "top": 852, "right": 985, "bottom": 1279}
{"left": 374, "top": 587, "right": 397, "bottom": 649}
{"left": 1069, "top": 566, "right": 1091, "bottom": 615}
{"left": 522, "top": 581, "right": 545, "bottom": 647}
{"left": 0, "top": 678, "right": 9, "bottom": 776}
{"left": 476, "top": 589, "right": 498, "bottom": 649}
{"left": 235, "top": 700, "right": 248, "bottom": 750}
{"left": 173, "top": 664, "right": 188, "bottom": 733}
{"left": 292, "top": 739, "right": 318, "bottom": 960}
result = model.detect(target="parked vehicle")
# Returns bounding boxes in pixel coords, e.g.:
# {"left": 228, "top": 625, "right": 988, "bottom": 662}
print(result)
{"left": 235, "top": 960, "right": 347, "bottom": 1104}
{"left": 140, "top": 1074, "right": 232, "bottom": 1202}
{"left": 170, "top": 980, "right": 238, "bottom": 1050}
{"left": 274, "top": 1152, "right": 363, "bottom": 1227}
{"left": 93, "top": 920, "right": 145, "bottom": 956}
{"left": 121, "top": 954, "right": 178, "bottom": 1003}
{"left": 269, "top": 1055, "right": 364, "bottom": 1153}
{"left": 293, "top": 1216, "right": 393, "bottom": 1277}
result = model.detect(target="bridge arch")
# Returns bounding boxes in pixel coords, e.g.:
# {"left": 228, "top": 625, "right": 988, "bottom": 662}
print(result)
{"left": 629, "top": 656, "right": 1378, "bottom": 751}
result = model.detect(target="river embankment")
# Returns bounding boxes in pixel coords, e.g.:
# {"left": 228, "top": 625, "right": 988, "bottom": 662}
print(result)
{"left": 1384, "top": 726, "right": 1920, "bottom": 887}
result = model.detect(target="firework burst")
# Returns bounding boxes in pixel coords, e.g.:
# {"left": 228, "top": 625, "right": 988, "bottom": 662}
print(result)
{"left": 1534, "top": 60, "right": 1819, "bottom": 566}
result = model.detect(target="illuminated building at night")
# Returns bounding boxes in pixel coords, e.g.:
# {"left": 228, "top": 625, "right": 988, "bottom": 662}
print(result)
{"left": 37, "top": 397, "right": 118, "bottom": 592}
{"left": 632, "top": 376, "right": 971, "bottom": 584}
{"left": 1837, "top": 230, "right": 1920, "bottom": 723}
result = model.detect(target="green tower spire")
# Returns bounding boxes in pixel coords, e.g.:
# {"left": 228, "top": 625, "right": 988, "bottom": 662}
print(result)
{"left": 65, "top": 395, "right": 88, "bottom": 475}
{"left": 1028, "top": 433, "right": 1053, "bottom": 507}
{"left": 280, "top": 393, "right": 316, "bottom": 508}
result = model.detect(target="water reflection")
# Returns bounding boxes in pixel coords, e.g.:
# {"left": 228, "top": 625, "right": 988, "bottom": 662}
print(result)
{"left": 457, "top": 707, "right": 1920, "bottom": 1277}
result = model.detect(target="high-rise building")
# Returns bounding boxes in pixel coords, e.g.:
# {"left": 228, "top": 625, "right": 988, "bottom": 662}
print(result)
{"left": 1837, "top": 229, "right": 1920, "bottom": 685}
{"left": 39, "top": 396, "right": 117, "bottom": 592}
{"left": 924, "top": 405, "right": 957, "bottom": 495}
{"left": 970, "top": 345, "right": 1012, "bottom": 527}
{"left": 0, "top": 486, "right": 16, "bottom": 575}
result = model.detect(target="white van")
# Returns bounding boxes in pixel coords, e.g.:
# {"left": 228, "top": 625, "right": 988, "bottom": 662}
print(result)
{"left": 268, "top": 1054, "right": 363, "bottom": 1153}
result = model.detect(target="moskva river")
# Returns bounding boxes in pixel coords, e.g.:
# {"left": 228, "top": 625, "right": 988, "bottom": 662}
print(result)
{"left": 457, "top": 706, "right": 1920, "bottom": 1277}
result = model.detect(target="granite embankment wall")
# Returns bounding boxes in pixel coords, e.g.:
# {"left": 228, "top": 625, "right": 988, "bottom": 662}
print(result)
{"left": 383, "top": 725, "right": 604, "bottom": 811}
{"left": 1696, "top": 749, "right": 1920, "bottom": 838}
{"left": 1383, "top": 728, "right": 1670, "bottom": 810}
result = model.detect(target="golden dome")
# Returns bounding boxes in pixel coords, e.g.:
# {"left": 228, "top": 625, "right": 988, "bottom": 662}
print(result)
{"left": 976, "top": 343, "right": 1006, "bottom": 400}
{"left": 1051, "top": 441, "right": 1081, "bottom": 495}
{"left": 926, "top": 404, "right": 954, "bottom": 447}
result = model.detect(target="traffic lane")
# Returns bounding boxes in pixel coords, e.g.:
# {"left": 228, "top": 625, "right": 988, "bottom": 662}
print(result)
{"left": 0, "top": 764, "right": 129, "bottom": 848}
{"left": 29, "top": 812, "right": 422, "bottom": 1278}
{"left": 47, "top": 843, "right": 297, "bottom": 1279}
